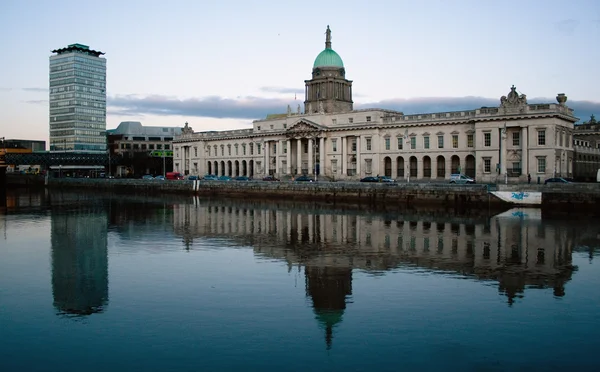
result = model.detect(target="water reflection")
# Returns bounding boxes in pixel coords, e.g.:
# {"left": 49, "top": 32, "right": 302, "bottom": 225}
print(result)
{"left": 51, "top": 204, "right": 109, "bottom": 317}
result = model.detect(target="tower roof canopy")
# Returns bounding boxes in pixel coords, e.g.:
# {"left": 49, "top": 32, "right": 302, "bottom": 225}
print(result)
{"left": 313, "top": 26, "right": 344, "bottom": 68}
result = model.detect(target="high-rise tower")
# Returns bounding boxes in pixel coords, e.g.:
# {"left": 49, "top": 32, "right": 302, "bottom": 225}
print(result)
{"left": 49, "top": 43, "right": 106, "bottom": 153}
{"left": 304, "top": 26, "right": 353, "bottom": 114}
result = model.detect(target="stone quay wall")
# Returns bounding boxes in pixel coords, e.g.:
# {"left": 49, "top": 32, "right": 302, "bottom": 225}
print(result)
{"left": 46, "top": 178, "right": 497, "bottom": 208}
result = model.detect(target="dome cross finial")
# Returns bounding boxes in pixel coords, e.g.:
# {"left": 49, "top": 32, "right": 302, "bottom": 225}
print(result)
{"left": 325, "top": 25, "right": 332, "bottom": 49}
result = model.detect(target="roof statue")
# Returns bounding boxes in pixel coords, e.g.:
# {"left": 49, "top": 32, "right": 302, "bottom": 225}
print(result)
{"left": 325, "top": 25, "right": 332, "bottom": 49}
{"left": 181, "top": 121, "right": 194, "bottom": 135}
{"left": 500, "top": 85, "right": 527, "bottom": 108}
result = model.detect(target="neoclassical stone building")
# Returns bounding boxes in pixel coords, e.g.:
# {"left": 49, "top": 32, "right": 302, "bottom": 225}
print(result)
{"left": 174, "top": 26, "right": 578, "bottom": 183}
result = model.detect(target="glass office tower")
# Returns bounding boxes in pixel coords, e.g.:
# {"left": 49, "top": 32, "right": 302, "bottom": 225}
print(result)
{"left": 49, "top": 43, "right": 106, "bottom": 153}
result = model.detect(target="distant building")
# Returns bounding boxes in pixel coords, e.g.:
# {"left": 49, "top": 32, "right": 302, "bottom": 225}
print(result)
{"left": 2, "top": 139, "right": 46, "bottom": 152}
{"left": 174, "top": 26, "right": 578, "bottom": 183}
{"left": 107, "top": 121, "right": 183, "bottom": 177}
{"left": 573, "top": 115, "right": 600, "bottom": 181}
{"left": 49, "top": 43, "right": 106, "bottom": 153}
{"left": 1, "top": 139, "right": 46, "bottom": 173}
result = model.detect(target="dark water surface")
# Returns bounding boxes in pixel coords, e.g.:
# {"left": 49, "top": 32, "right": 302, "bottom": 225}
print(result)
{"left": 1, "top": 190, "right": 599, "bottom": 372}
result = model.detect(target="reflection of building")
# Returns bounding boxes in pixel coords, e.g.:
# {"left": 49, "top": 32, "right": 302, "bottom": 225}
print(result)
{"left": 174, "top": 26, "right": 577, "bottom": 183}
{"left": 51, "top": 206, "right": 109, "bottom": 316}
{"left": 173, "top": 200, "right": 577, "bottom": 309}
{"left": 49, "top": 43, "right": 106, "bottom": 153}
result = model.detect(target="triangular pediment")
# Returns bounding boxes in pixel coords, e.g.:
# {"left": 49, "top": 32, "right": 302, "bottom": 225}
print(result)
{"left": 287, "top": 119, "right": 326, "bottom": 133}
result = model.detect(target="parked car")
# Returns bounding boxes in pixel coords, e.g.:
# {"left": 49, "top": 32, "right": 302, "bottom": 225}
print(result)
{"left": 187, "top": 175, "right": 199, "bottom": 180}
{"left": 235, "top": 176, "right": 251, "bottom": 181}
{"left": 449, "top": 174, "right": 476, "bottom": 184}
{"left": 377, "top": 176, "right": 396, "bottom": 183}
{"left": 142, "top": 175, "right": 154, "bottom": 180}
{"left": 544, "top": 177, "right": 571, "bottom": 185}
{"left": 154, "top": 175, "right": 165, "bottom": 181}
{"left": 295, "top": 175, "right": 314, "bottom": 182}
{"left": 203, "top": 174, "right": 218, "bottom": 181}
{"left": 262, "top": 176, "right": 280, "bottom": 182}
{"left": 218, "top": 176, "right": 232, "bottom": 181}
{"left": 360, "top": 176, "right": 379, "bottom": 183}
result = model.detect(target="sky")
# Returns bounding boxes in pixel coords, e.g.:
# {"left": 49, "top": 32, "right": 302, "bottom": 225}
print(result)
{"left": 1, "top": 0, "right": 599, "bottom": 145}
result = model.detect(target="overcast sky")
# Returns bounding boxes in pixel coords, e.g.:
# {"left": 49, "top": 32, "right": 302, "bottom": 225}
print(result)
{"left": 1, "top": 0, "right": 599, "bottom": 144}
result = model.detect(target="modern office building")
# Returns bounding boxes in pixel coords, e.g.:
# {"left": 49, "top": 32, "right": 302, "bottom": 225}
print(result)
{"left": 49, "top": 43, "right": 106, "bottom": 153}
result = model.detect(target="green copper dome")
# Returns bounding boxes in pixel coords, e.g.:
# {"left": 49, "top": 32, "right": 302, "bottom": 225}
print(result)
{"left": 313, "top": 49, "right": 344, "bottom": 68}
{"left": 313, "top": 25, "right": 344, "bottom": 68}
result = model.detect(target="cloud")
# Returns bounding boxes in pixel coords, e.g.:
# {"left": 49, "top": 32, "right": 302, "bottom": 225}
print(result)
{"left": 108, "top": 94, "right": 304, "bottom": 120}
{"left": 22, "top": 87, "right": 48, "bottom": 93}
{"left": 24, "top": 99, "right": 48, "bottom": 105}
{"left": 260, "top": 86, "right": 304, "bottom": 95}
{"left": 555, "top": 19, "right": 579, "bottom": 35}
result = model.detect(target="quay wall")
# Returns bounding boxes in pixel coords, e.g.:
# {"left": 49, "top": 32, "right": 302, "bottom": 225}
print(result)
{"left": 46, "top": 178, "right": 497, "bottom": 208}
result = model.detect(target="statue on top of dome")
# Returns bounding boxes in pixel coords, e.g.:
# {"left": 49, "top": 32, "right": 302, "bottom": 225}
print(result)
{"left": 325, "top": 25, "right": 332, "bottom": 49}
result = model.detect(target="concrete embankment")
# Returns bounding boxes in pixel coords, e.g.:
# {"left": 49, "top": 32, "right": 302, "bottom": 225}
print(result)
{"left": 45, "top": 178, "right": 501, "bottom": 208}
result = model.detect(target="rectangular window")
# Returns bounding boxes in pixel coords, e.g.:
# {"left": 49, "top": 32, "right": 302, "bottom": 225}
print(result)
{"left": 452, "top": 135, "right": 458, "bottom": 149}
{"left": 484, "top": 132, "right": 491, "bottom": 147}
{"left": 424, "top": 136, "right": 430, "bottom": 149}
{"left": 332, "top": 139, "right": 337, "bottom": 152}
{"left": 250, "top": 143, "right": 254, "bottom": 155}
{"left": 512, "top": 161, "right": 521, "bottom": 174}
{"left": 385, "top": 138, "right": 390, "bottom": 150}
{"left": 483, "top": 158, "right": 491, "bottom": 173}
{"left": 164, "top": 144, "right": 170, "bottom": 150}
{"left": 332, "top": 119, "right": 337, "bottom": 125}
{"left": 537, "top": 157, "right": 546, "bottom": 173}
{"left": 273, "top": 144, "right": 277, "bottom": 154}
{"left": 235, "top": 145, "right": 239, "bottom": 156}
{"left": 538, "top": 130, "right": 546, "bottom": 145}
{"left": 512, "top": 132, "right": 520, "bottom": 146}
{"left": 242, "top": 145, "right": 246, "bottom": 156}
{"left": 437, "top": 135, "right": 444, "bottom": 149}
{"left": 366, "top": 138, "right": 372, "bottom": 151}
{"left": 257, "top": 126, "right": 261, "bottom": 131}
{"left": 410, "top": 137, "right": 416, "bottom": 150}
{"left": 352, "top": 139, "right": 357, "bottom": 152}
{"left": 194, "top": 147, "right": 198, "bottom": 157}
{"left": 283, "top": 142, "right": 287, "bottom": 154}
{"left": 348, "top": 118, "right": 353, "bottom": 123}
{"left": 257, "top": 145, "right": 261, "bottom": 155}
{"left": 228, "top": 145, "right": 231, "bottom": 156}
{"left": 467, "top": 134, "right": 474, "bottom": 148}
{"left": 397, "top": 137, "right": 403, "bottom": 150}
{"left": 366, "top": 116, "right": 371, "bottom": 122}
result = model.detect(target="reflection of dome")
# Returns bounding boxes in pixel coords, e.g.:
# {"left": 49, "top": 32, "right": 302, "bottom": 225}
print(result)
{"left": 305, "top": 266, "right": 352, "bottom": 349}
{"left": 313, "top": 49, "right": 344, "bottom": 68}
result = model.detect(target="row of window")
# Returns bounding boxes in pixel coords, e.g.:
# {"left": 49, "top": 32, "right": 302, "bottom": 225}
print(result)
{"left": 50, "top": 114, "right": 105, "bottom": 123}
{"left": 49, "top": 77, "right": 106, "bottom": 89}
{"left": 50, "top": 70, "right": 105, "bottom": 81}
{"left": 50, "top": 129, "right": 105, "bottom": 137}
{"left": 120, "top": 143, "right": 171, "bottom": 150}
{"left": 50, "top": 122, "right": 106, "bottom": 130}
{"left": 50, "top": 100, "right": 106, "bottom": 108}
{"left": 50, "top": 107, "right": 105, "bottom": 116}
{"left": 50, "top": 63, "right": 106, "bottom": 74}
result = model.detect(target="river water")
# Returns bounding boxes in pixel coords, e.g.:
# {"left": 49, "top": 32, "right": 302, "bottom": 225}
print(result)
{"left": 1, "top": 190, "right": 599, "bottom": 371}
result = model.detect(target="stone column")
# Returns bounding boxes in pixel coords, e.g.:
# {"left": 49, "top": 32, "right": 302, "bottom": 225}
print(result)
{"left": 342, "top": 136, "right": 347, "bottom": 176}
{"left": 265, "top": 141, "right": 270, "bottom": 175}
{"left": 500, "top": 128, "right": 507, "bottom": 176}
{"left": 308, "top": 137, "right": 314, "bottom": 177}
{"left": 319, "top": 137, "right": 325, "bottom": 177}
{"left": 522, "top": 126, "right": 528, "bottom": 175}
{"left": 356, "top": 136, "right": 361, "bottom": 177}
{"left": 286, "top": 139, "right": 292, "bottom": 175}
{"left": 296, "top": 138, "right": 302, "bottom": 175}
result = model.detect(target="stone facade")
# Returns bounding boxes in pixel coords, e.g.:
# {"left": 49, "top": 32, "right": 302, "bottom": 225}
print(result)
{"left": 173, "top": 28, "right": 578, "bottom": 184}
